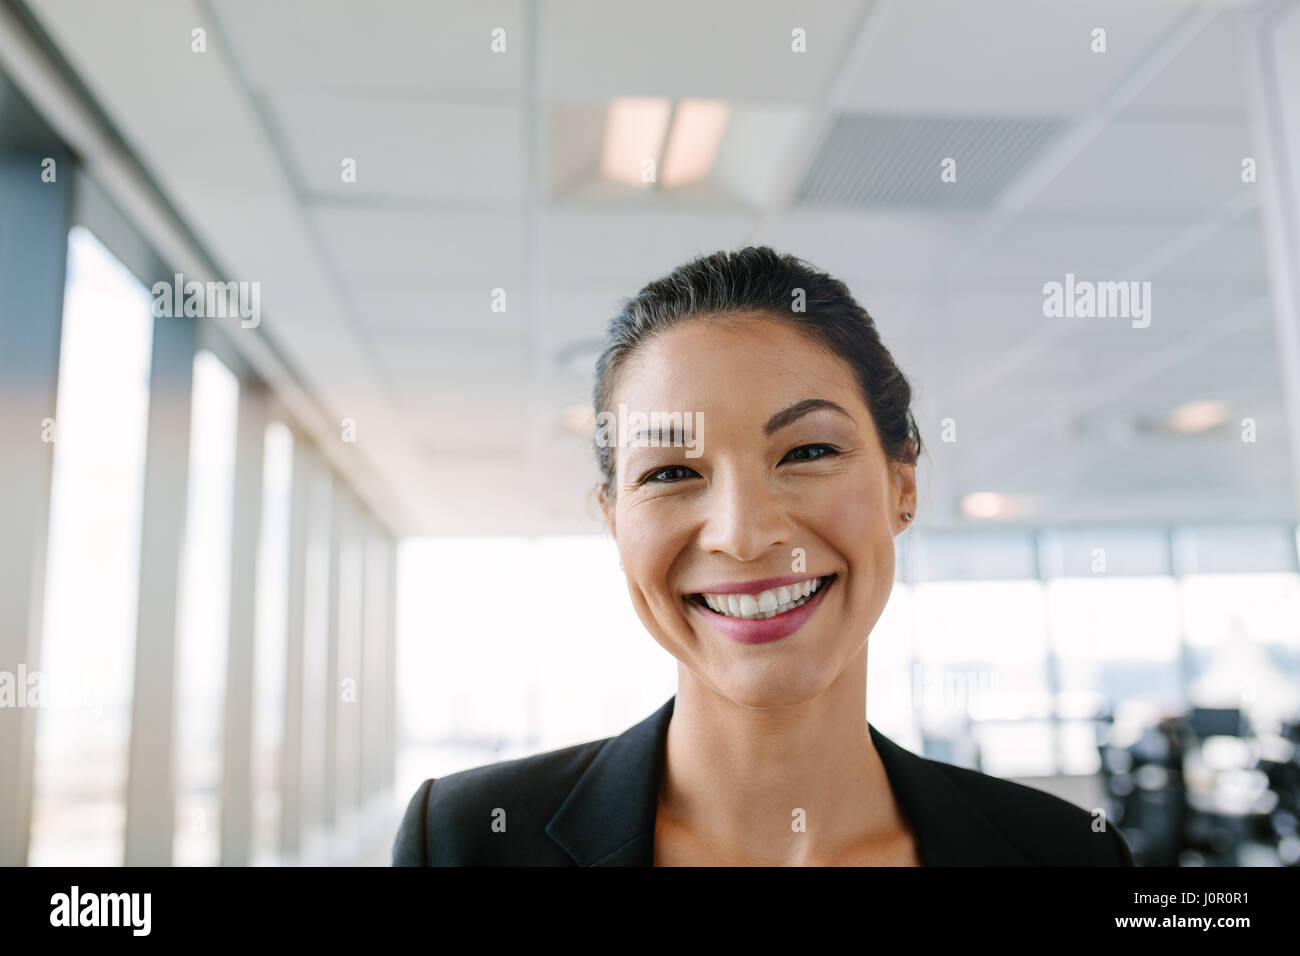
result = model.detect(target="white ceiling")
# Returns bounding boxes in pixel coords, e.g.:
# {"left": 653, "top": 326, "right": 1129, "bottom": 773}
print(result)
{"left": 20, "top": 0, "right": 1296, "bottom": 533}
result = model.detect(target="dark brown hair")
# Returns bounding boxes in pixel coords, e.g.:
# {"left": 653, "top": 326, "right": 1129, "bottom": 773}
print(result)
{"left": 593, "top": 246, "right": 922, "bottom": 500}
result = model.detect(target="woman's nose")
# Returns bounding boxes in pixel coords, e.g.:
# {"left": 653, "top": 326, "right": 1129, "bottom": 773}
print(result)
{"left": 696, "top": 469, "right": 795, "bottom": 563}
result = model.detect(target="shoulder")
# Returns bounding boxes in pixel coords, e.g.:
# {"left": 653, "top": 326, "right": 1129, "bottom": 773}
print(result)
{"left": 392, "top": 736, "right": 610, "bottom": 866}
{"left": 926, "top": 758, "right": 1135, "bottom": 866}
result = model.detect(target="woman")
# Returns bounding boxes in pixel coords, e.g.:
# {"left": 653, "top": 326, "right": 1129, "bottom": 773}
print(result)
{"left": 393, "top": 247, "right": 1135, "bottom": 866}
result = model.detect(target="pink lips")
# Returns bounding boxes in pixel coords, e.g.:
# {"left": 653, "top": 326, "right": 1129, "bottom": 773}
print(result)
{"left": 689, "top": 573, "right": 824, "bottom": 595}
{"left": 685, "top": 574, "right": 835, "bottom": 645}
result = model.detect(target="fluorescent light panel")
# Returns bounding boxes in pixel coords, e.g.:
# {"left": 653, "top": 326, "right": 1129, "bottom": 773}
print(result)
{"left": 600, "top": 97, "right": 729, "bottom": 188}
{"left": 661, "top": 99, "right": 730, "bottom": 188}
{"left": 600, "top": 97, "right": 672, "bottom": 187}
{"left": 1167, "top": 400, "right": 1229, "bottom": 434}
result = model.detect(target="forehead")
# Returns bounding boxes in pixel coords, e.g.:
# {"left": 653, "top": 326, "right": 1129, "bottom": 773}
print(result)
{"left": 613, "top": 313, "right": 861, "bottom": 410}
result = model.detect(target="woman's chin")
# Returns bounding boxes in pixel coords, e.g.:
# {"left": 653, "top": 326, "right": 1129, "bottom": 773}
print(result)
{"left": 706, "top": 664, "right": 834, "bottom": 710}
{"left": 654, "top": 622, "right": 846, "bottom": 708}
{"left": 719, "top": 685, "right": 826, "bottom": 710}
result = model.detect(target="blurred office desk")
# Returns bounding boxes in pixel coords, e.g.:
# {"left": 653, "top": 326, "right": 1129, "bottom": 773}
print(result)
{"left": 1185, "top": 751, "right": 1281, "bottom": 865}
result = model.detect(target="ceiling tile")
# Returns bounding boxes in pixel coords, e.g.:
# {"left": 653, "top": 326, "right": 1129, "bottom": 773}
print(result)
{"left": 312, "top": 206, "right": 524, "bottom": 281}
{"left": 272, "top": 95, "right": 523, "bottom": 203}
{"left": 541, "top": 0, "right": 860, "bottom": 101}
{"left": 835, "top": 0, "right": 1196, "bottom": 115}
{"left": 213, "top": 0, "right": 526, "bottom": 95}
{"left": 1027, "top": 115, "right": 1251, "bottom": 213}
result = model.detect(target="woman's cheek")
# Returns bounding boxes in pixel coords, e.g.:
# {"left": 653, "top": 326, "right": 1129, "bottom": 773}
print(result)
{"left": 624, "top": 502, "right": 683, "bottom": 559}
{"left": 620, "top": 503, "right": 692, "bottom": 608}
{"left": 814, "top": 475, "right": 881, "bottom": 557}
{"left": 817, "top": 476, "right": 895, "bottom": 616}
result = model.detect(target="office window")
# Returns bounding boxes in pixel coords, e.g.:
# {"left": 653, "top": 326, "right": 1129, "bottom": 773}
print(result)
{"left": 866, "top": 583, "right": 918, "bottom": 747}
{"left": 974, "top": 720, "right": 1057, "bottom": 778}
{"left": 251, "top": 422, "right": 292, "bottom": 864}
{"left": 1047, "top": 576, "right": 1183, "bottom": 711}
{"left": 28, "top": 227, "right": 153, "bottom": 865}
{"left": 361, "top": 529, "right": 390, "bottom": 802}
{"left": 173, "top": 350, "right": 240, "bottom": 865}
{"left": 1058, "top": 719, "right": 1103, "bottom": 775}
{"left": 521, "top": 535, "right": 677, "bottom": 750}
{"left": 1179, "top": 572, "right": 1300, "bottom": 724}
{"left": 912, "top": 580, "right": 1052, "bottom": 722}
{"left": 299, "top": 469, "right": 332, "bottom": 858}
{"left": 912, "top": 579, "right": 1053, "bottom": 774}
{"left": 396, "top": 536, "right": 675, "bottom": 802}
{"left": 335, "top": 503, "right": 365, "bottom": 841}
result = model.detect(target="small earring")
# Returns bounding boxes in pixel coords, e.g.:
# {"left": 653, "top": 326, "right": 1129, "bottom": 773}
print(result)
{"left": 903, "top": 512, "right": 913, "bottom": 522}
{"left": 618, "top": 560, "right": 624, "bottom": 569}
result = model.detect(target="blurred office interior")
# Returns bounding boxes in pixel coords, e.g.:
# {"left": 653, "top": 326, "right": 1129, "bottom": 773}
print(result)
{"left": 2, "top": 0, "right": 1300, "bottom": 866}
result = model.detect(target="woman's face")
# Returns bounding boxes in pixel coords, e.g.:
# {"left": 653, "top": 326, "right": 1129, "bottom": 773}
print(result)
{"left": 601, "top": 312, "right": 917, "bottom": 710}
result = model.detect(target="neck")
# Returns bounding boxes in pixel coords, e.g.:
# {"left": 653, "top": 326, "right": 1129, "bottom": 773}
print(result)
{"left": 659, "top": 647, "right": 903, "bottom": 865}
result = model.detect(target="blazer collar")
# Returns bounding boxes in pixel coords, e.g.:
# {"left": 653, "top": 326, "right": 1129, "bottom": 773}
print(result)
{"left": 545, "top": 697, "right": 674, "bottom": 865}
{"left": 546, "top": 695, "right": 1027, "bottom": 866}
{"left": 868, "top": 721, "right": 1029, "bottom": 865}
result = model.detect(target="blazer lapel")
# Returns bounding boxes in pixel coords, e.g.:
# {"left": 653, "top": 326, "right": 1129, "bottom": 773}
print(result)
{"left": 546, "top": 695, "right": 1028, "bottom": 866}
{"left": 869, "top": 723, "right": 1029, "bottom": 865}
{"left": 545, "top": 697, "right": 674, "bottom": 866}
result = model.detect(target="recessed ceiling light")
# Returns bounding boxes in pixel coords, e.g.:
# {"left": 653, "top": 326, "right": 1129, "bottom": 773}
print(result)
{"left": 960, "top": 492, "right": 1036, "bottom": 519}
{"left": 1167, "top": 399, "right": 1229, "bottom": 434}
{"left": 600, "top": 97, "right": 672, "bottom": 187}
{"left": 661, "top": 99, "right": 730, "bottom": 189}
{"left": 961, "top": 492, "right": 1008, "bottom": 519}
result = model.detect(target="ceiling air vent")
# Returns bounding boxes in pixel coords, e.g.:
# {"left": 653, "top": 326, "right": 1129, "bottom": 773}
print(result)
{"left": 795, "top": 113, "right": 1065, "bottom": 210}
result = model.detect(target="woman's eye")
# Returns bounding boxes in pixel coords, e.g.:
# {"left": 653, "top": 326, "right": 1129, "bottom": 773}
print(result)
{"left": 643, "top": 465, "right": 697, "bottom": 484}
{"left": 782, "top": 443, "right": 839, "bottom": 463}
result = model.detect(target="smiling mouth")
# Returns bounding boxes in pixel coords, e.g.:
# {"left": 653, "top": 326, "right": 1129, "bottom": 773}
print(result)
{"left": 686, "top": 575, "right": 837, "bottom": 620}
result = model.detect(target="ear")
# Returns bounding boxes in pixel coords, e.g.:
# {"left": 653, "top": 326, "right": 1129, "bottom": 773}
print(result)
{"left": 890, "top": 460, "right": 917, "bottom": 534}
{"left": 596, "top": 481, "right": 617, "bottom": 539}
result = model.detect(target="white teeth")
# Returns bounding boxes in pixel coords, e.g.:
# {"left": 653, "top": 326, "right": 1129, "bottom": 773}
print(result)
{"left": 694, "top": 577, "right": 829, "bottom": 620}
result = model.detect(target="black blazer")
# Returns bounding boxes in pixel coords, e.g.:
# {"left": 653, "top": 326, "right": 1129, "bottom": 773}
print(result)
{"left": 393, "top": 696, "right": 1135, "bottom": 866}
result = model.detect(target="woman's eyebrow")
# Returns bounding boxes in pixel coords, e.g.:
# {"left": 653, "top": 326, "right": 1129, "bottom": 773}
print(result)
{"left": 764, "top": 398, "right": 855, "bottom": 436}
